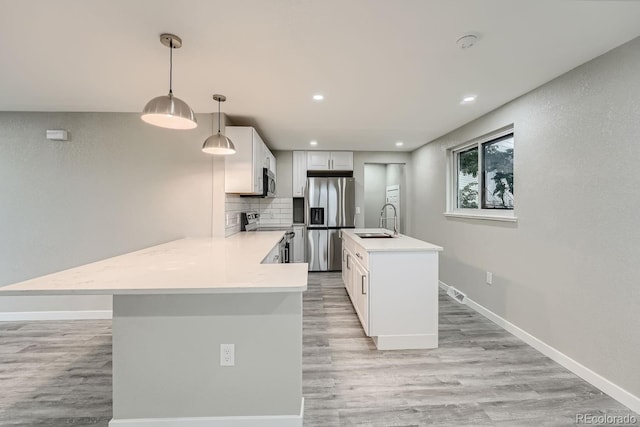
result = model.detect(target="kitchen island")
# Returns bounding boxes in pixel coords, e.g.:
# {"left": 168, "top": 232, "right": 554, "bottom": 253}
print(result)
{"left": 341, "top": 228, "right": 443, "bottom": 350}
{"left": 0, "top": 232, "right": 307, "bottom": 427}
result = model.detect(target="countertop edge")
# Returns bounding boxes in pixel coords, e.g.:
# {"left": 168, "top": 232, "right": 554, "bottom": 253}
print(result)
{"left": 341, "top": 229, "right": 443, "bottom": 252}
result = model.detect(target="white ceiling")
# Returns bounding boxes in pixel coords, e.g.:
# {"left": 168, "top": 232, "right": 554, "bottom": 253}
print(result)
{"left": 2, "top": 0, "right": 640, "bottom": 151}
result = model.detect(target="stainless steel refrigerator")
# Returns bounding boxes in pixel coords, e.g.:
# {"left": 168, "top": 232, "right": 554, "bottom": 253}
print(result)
{"left": 305, "top": 177, "right": 355, "bottom": 271}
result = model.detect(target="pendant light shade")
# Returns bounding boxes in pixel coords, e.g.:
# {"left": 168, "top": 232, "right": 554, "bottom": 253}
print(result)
{"left": 202, "top": 133, "right": 236, "bottom": 155}
{"left": 142, "top": 94, "right": 197, "bottom": 129}
{"left": 141, "top": 34, "right": 197, "bottom": 130}
{"left": 202, "top": 94, "right": 236, "bottom": 155}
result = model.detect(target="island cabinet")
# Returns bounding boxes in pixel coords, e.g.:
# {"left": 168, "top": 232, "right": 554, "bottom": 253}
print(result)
{"left": 341, "top": 229, "right": 443, "bottom": 350}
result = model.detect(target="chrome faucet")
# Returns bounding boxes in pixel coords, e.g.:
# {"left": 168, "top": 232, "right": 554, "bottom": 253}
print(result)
{"left": 379, "top": 203, "right": 398, "bottom": 236}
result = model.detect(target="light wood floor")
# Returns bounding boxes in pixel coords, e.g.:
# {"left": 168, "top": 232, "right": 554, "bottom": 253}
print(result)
{"left": 0, "top": 272, "right": 636, "bottom": 426}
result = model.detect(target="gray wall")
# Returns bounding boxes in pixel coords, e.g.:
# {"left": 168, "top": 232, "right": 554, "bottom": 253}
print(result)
{"left": 410, "top": 37, "right": 640, "bottom": 396}
{"left": 364, "top": 164, "right": 387, "bottom": 227}
{"left": 0, "top": 112, "right": 214, "bottom": 311}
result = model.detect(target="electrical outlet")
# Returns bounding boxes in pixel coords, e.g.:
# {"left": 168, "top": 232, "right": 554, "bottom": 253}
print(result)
{"left": 486, "top": 271, "right": 493, "bottom": 285}
{"left": 220, "top": 344, "right": 235, "bottom": 366}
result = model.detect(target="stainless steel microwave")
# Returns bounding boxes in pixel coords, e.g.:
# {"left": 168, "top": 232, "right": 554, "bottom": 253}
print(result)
{"left": 263, "top": 168, "right": 276, "bottom": 198}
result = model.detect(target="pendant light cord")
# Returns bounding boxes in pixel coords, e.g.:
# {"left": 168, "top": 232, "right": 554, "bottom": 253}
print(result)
{"left": 169, "top": 39, "right": 173, "bottom": 95}
{"left": 217, "top": 99, "right": 221, "bottom": 133}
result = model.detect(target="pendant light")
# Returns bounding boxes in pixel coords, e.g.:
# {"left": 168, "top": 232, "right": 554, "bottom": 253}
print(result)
{"left": 141, "top": 33, "right": 197, "bottom": 130}
{"left": 202, "top": 94, "right": 236, "bottom": 155}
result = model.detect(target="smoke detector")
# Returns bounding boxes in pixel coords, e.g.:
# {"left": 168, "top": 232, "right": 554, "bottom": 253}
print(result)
{"left": 456, "top": 33, "right": 479, "bottom": 50}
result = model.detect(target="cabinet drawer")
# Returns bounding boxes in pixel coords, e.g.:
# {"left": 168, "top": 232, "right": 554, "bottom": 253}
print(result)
{"left": 343, "top": 236, "right": 368, "bottom": 269}
{"left": 351, "top": 244, "right": 368, "bottom": 269}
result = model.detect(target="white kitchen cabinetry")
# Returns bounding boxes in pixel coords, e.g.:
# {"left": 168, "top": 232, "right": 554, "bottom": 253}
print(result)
{"left": 342, "top": 248, "right": 350, "bottom": 294}
{"left": 262, "top": 243, "right": 280, "bottom": 264}
{"left": 292, "top": 225, "right": 305, "bottom": 263}
{"left": 306, "top": 151, "right": 353, "bottom": 171}
{"left": 343, "top": 240, "right": 369, "bottom": 331}
{"left": 292, "top": 151, "right": 307, "bottom": 197}
{"left": 352, "top": 259, "right": 369, "bottom": 330}
{"left": 266, "top": 149, "right": 277, "bottom": 177}
{"left": 225, "top": 126, "right": 271, "bottom": 195}
{"left": 341, "top": 229, "right": 442, "bottom": 350}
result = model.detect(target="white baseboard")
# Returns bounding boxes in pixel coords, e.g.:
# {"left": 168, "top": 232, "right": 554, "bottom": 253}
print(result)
{"left": 373, "top": 333, "right": 438, "bottom": 350}
{"left": 439, "top": 280, "right": 640, "bottom": 414}
{"left": 109, "top": 398, "right": 304, "bottom": 427}
{"left": 0, "top": 310, "right": 112, "bottom": 321}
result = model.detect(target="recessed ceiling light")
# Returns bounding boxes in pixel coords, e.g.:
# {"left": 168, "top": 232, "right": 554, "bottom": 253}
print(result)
{"left": 313, "top": 94, "right": 324, "bottom": 101}
{"left": 310, "top": 140, "right": 318, "bottom": 146}
{"left": 461, "top": 95, "right": 477, "bottom": 104}
{"left": 395, "top": 141, "right": 404, "bottom": 147}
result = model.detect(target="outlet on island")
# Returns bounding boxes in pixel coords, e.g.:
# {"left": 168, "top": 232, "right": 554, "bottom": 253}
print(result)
{"left": 220, "top": 343, "right": 235, "bottom": 366}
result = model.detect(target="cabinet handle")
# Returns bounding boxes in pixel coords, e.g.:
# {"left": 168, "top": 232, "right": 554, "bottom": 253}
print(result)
{"left": 361, "top": 275, "right": 367, "bottom": 294}
{"left": 347, "top": 255, "right": 350, "bottom": 269}
{"left": 356, "top": 252, "right": 362, "bottom": 260}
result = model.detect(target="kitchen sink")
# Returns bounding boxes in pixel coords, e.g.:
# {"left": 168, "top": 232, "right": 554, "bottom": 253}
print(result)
{"left": 355, "top": 232, "right": 395, "bottom": 239}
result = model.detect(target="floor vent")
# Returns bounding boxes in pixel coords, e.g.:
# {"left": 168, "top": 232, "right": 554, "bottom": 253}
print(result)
{"left": 446, "top": 286, "right": 467, "bottom": 304}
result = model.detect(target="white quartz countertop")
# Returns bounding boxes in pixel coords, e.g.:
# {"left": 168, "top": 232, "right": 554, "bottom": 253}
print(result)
{"left": 0, "top": 232, "right": 308, "bottom": 296}
{"left": 342, "top": 229, "right": 443, "bottom": 252}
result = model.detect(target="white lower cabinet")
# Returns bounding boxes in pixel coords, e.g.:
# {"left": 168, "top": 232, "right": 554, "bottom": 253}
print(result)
{"left": 342, "top": 248, "right": 349, "bottom": 293}
{"left": 262, "top": 244, "right": 280, "bottom": 264}
{"left": 343, "top": 244, "right": 369, "bottom": 333}
{"left": 352, "top": 259, "right": 369, "bottom": 332}
{"left": 292, "top": 226, "right": 305, "bottom": 263}
{"left": 341, "top": 232, "right": 439, "bottom": 350}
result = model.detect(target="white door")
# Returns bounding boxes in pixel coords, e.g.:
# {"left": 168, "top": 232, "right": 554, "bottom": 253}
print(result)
{"left": 384, "top": 185, "right": 400, "bottom": 233}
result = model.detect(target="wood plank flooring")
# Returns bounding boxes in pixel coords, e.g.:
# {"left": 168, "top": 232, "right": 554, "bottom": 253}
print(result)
{"left": 0, "top": 272, "right": 637, "bottom": 426}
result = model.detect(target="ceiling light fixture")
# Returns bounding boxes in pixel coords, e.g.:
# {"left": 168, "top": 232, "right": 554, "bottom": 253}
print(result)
{"left": 395, "top": 141, "right": 404, "bottom": 147}
{"left": 202, "top": 94, "right": 236, "bottom": 155}
{"left": 456, "top": 33, "right": 479, "bottom": 50}
{"left": 310, "top": 140, "right": 318, "bottom": 146}
{"left": 313, "top": 94, "right": 324, "bottom": 101}
{"left": 461, "top": 95, "right": 477, "bottom": 104}
{"left": 141, "top": 33, "right": 197, "bottom": 130}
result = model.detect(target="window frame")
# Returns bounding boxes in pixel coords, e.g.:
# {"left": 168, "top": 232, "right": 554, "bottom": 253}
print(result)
{"left": 445, "top": 126, "right": 517, "bottom": 222}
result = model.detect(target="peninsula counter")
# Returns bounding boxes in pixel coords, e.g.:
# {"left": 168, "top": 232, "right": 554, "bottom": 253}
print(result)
{"left": 0, "top": 233, "right": 308, "bottom": 427}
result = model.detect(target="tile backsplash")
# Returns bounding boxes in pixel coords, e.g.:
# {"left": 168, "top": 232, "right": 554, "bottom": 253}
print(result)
{"left": 225, "top": 195, "right": 293, "bottom": 236}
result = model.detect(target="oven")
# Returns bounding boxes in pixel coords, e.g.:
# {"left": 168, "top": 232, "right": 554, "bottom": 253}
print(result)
{"left": 241, "top": 211, "right": 294, "bottom": 263}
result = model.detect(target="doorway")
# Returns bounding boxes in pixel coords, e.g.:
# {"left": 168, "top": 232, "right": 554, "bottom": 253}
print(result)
{"left": 363, "top": 163, "right": 406, "bottom": 234}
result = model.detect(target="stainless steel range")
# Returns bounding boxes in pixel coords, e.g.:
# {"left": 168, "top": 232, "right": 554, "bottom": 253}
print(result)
{"left": 241, "top": 211, "right": 294, "bottom": 263}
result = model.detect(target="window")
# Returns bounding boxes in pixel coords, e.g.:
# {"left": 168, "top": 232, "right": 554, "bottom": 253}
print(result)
{"left": 447, "top": 128, "right": 515, "bottom": 221}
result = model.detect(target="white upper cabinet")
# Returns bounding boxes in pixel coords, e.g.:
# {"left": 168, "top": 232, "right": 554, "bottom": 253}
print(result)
{"left": 306, "top": 151, "right": 331, "bottom": 171}
{"left": 330, "top": 151, "right": 354, "bottom": 171}
{"left": 306, "top": 151, "right": 353, "bottom": 171}
{"left": 266, "top": 149, "right": 276, "bottom": 177}
{"left": 225, "top": 126, "right": 271, "bottom": 195}
{"left": 292, "top": 151, "right": 307, "bottom": 197}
